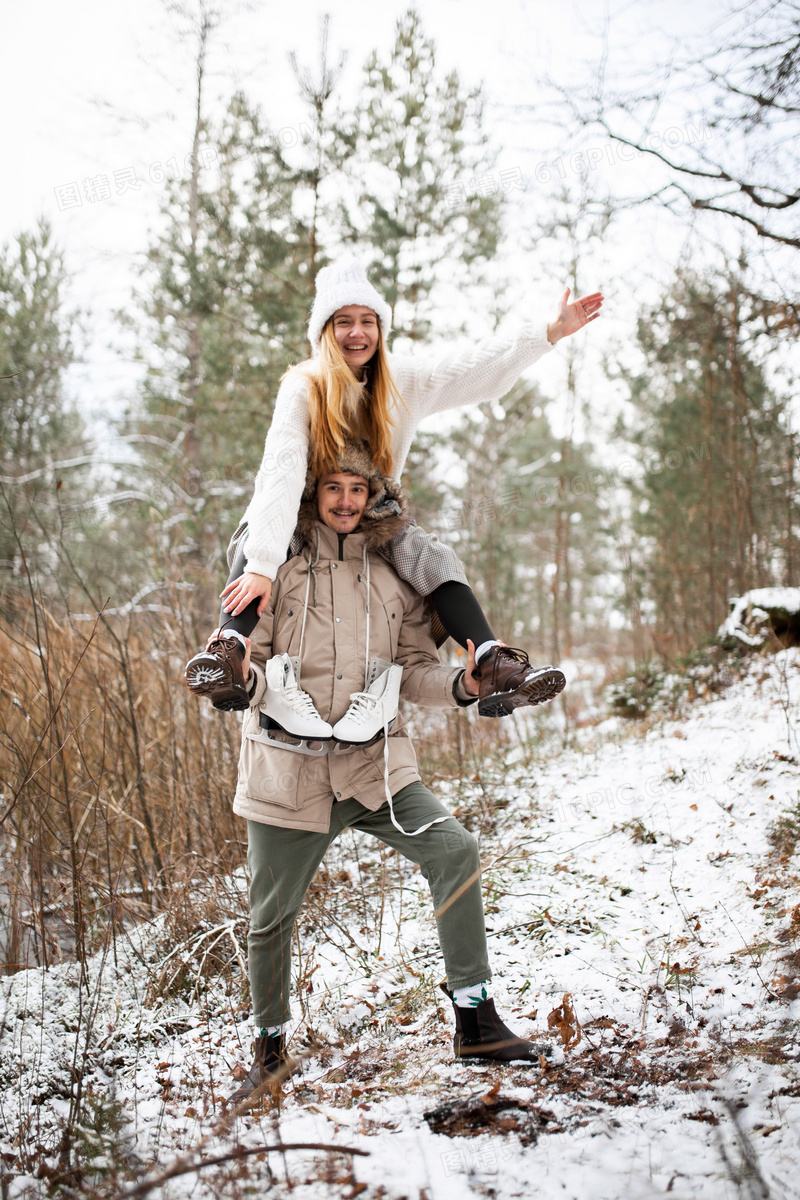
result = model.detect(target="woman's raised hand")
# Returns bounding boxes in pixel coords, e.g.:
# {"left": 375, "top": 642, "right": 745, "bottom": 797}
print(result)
{"left": 546, "top": 287, "right": 604, "bottom": 345}
{"left": 220, "top": 571, "right": 273, "bottom": 617}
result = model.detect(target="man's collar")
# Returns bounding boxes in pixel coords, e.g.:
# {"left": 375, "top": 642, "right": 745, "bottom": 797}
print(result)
{"left": 310, "top": 519, "right": 368, "bottom": 560}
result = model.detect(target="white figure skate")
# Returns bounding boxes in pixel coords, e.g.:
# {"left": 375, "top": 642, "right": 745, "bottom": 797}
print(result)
{"left": 250, "top": 654, "right": 332, "bottom": 756}
{"left": 332, "top": 660, "right": 403, "bottom": 745}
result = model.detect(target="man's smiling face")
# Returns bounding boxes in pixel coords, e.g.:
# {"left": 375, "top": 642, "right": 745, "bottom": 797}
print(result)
{"left": 317, "top": 473, "right": 370, "bottom": 534}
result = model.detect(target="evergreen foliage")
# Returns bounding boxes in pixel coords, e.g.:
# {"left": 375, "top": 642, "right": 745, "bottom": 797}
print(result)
{"left": 117, "top": 90, "right": 329, "bottom": 592}
{"left": 345, "top": 8, "right": 503, "bottom": 341}
{"left": 0, "top": 219, "right": 87, "bottom": 574}
{"left": 444, "top": 382, "right": 611, "bottom": 659}
{"left": 622, "top": 266, "right": 797, "bottom": 654}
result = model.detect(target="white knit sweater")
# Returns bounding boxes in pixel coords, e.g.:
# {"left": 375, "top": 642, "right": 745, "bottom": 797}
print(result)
{"left": 240, "top": 318, "right": 553, "bottom": 579}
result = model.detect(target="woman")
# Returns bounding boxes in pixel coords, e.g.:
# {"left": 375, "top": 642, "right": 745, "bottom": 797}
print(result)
{"left": 185, "top": 257, "right": 603, "bottom": 719}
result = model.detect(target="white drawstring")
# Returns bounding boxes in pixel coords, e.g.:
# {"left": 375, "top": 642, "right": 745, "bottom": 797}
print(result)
{"left": 297, "top": 562, "right": 312, "bottom": 662}
{"left": 297, "top": 527, "right": 322, "bottom": 663}
{"left": 363, "top": 545, "right": 370, "bottom": 685}
{"left": 299, "top": 525, "right": 451, "bottom": 838}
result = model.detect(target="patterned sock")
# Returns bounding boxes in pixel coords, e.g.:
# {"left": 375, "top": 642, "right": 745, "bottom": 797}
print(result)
{"left": 453, "top": 981, "right": 492, "bottom": 1008}
{"left": 474, "top": 640, "right": 500, "bottom": 665}
{"left": 223, "top": 630, "right": 248, "bottom": 652}
{"left": 258, "top": 1022, "right": 288, "bottom": 1038}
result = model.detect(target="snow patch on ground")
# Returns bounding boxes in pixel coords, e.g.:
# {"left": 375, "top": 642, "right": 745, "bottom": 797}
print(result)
{"left": 2, "top": 651, "right": 800, "bottom": 1199}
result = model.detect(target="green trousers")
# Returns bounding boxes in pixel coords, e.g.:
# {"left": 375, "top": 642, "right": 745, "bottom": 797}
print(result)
{"left": 246, "top": 781, "right": 491, "bottom": 1028}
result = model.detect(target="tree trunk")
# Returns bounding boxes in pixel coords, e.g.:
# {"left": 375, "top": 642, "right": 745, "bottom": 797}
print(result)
{"left": 182, "top": 10, "right": 214, "bottom": 558}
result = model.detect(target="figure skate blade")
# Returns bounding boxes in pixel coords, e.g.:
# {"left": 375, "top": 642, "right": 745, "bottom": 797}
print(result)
{"left": 247, "top": 712, "right": 330, "bottom": 757}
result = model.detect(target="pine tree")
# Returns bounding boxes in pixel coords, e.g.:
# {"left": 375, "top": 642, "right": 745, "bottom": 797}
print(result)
{"left": 0, "top": 218, "right": 87, "bottom": 574}
{"left": 622, "top": 265, "right": 795, "bottom": 654}
{"left": 444, "top": 381, "right": 610, "bottom": 659}
{"left": 344, "top": 7, "right": 503, "bottom": 341}
{"left": 288, "top": 14, "right": 353, "bottom": 286}
{"left": 530, "top": 183, "right": 615, "bottom": 660}
{"left": 120, "top": 94, "right": 317, "bottom": 594}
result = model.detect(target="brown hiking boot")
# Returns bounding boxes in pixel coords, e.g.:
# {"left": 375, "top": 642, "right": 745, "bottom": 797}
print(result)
{"left": 475, "top": 646, "right": 565, "bottom": 718}
{"left": 184, "top": 635, "right": 249, "bottom": 711}
{"left": 441, "top": 984, "right": 564, "bottom": 1066}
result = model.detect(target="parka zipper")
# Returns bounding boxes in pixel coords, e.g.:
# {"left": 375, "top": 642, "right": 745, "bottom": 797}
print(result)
{"left": 337, "top": 533, "right": 346, "bottom": 561}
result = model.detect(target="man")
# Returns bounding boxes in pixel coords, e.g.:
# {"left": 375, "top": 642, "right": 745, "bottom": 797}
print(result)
{"left": 229, "top": 441, "right": 562, "bottom": 1103}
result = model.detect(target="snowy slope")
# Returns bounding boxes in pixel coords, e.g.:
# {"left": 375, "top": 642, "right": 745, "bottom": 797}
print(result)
{"left": 2, "top": 650, "right": 799, "bottom": 1200}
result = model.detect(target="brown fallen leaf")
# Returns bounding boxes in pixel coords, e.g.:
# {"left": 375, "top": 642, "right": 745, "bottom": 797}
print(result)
{"left": 547, "top": 993, "right": 582, "bottom": 1049}
{"left": 322, "top": 1067, "right": 347, "bottom": 1083}
{"left": 583, "top": 1016, "right": 617, "bottom": 1033}
{"left": 771, "top": 975, "right": 800, "bottom": 1001}
{"left": 686, "top": 1109, "right": 719, "bottom": 1125}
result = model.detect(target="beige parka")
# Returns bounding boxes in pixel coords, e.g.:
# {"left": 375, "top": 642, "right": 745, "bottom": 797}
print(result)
{"left": 233, "top": 452, "right": 472, "bottom": 832}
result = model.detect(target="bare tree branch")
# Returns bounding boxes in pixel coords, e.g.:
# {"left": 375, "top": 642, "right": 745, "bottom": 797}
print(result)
{"left": 540, "top": 1, "right": 800, "bottom": 253}
{"left": 119, "top": 1140, "right": 369, "bottom": 1200}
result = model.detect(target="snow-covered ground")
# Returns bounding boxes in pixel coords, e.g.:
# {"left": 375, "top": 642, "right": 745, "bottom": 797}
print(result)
{"left": 2, "top": 651, "right": 800, "bottom": 1199}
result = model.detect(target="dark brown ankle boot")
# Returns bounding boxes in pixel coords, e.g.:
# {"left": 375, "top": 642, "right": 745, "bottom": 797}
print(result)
{"left": 184, "top": 635, "right": 250, "bottom": 711}
{"left": 475, "top": 647, "right": 566, "bottom": 718}
{"left": 441, "top": 984, "right": 564, "bottom": 1066}
{"left": 228, "top": 1033, "right": 291, "bottom": 1104}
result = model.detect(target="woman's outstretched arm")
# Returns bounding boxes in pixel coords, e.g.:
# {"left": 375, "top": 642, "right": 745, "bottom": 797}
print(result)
{"left": 393, "top": 287, "right": 604, "bottom": 426}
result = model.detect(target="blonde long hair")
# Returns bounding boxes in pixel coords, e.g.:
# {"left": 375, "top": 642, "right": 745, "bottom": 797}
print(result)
{"left": 288, "top": 319, "right": 406, "bottom": 480}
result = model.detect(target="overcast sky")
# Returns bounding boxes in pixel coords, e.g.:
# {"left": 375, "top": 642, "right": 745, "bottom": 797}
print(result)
{"left": 4, "top": 0, "right": 787, "bottom": 444}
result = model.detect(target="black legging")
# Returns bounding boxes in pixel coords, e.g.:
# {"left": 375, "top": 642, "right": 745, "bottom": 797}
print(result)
{"left": 219, "top": 549, "right": 495, "bottom": 651}
{"left": 219, "top": 545, "right": 261, "bottom": 638}
{"left": 429, "top": 581, "right": 494, "bottom": 650}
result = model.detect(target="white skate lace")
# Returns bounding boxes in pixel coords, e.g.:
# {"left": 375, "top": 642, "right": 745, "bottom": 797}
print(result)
{"left": 282, "top": 679, "right": 324, "bottom": 719}
{"left": 375, "top": 700, "right": 450, "bottom": 840}
{"left": 343, "top": 690, "right": 381, "bottom": 726}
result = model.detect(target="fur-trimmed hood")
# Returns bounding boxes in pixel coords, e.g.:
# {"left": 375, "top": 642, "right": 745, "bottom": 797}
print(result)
{"left": 294, "top": 438, "right": 410, "bottom": 552}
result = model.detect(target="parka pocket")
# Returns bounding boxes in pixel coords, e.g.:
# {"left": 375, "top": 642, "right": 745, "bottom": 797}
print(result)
{"left": 239, "top": 715, "right": 305, "bottom": 810}
{"left": 271, "top": 592, "right": 306, "bottom": 658}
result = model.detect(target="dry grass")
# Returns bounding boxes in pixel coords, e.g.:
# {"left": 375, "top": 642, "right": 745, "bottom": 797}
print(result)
{"left": 0, "top": 591, "right": 502, "bottom": 979}
{"left": 0, "top": 594, "right": 243, "bottom": 974}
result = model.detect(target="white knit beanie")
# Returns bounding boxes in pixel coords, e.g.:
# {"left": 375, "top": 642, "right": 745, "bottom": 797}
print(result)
{"left": 307, "top": 257, "right": 392, "bottom": 350}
